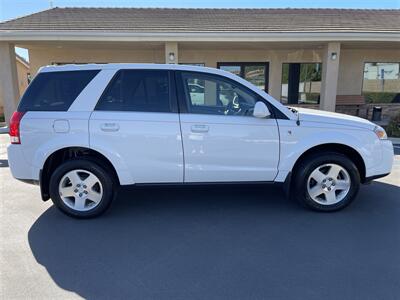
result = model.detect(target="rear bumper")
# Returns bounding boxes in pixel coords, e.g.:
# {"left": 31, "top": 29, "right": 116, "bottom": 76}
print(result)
{"left": 7, "top": 144, "right": 36, "bottom": 181}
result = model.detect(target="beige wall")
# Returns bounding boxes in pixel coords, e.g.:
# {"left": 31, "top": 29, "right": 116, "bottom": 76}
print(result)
{"left": 29, "top": 46, "right": 323, "bottom": 100}
{"left": 180, "top": 48, "right": 324, "bottom": 100}
{"left": 25, "top": 44, "right": 400, "bottom": 103}
{"left": 0, "top": 58, "right": 29, "bottom": 116}
{"left": 29, "top": 47, "right": 164, "bottom": 75}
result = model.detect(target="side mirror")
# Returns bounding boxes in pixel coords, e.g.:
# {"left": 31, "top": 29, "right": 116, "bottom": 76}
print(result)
{"left": 253, "top": 101, "right": 271, "bottom": 118}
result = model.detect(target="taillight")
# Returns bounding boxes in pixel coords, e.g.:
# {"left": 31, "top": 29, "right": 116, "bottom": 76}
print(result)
{"left": 9, "top": 111, "right": 25, "bottom": 144}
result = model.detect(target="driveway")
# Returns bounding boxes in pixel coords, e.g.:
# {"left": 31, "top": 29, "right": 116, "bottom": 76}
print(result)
{"left": 1, "top": 134, "right": 399, "bottom": 300}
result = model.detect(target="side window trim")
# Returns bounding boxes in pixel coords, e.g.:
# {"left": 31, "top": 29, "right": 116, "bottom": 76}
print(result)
{"left": 94, "top": 69, "right": 122, "bottom": 111}
{"left": 168, "top": 70, "right": 179, "bottom": 113}
{"left": 175, "top": 70, "right": 189, "bottom": 114}
{"left": 95, "top": 69, "right": 177, "bottom": 113}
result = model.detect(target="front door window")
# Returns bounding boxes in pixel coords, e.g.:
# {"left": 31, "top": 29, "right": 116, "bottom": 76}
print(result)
{"left": 181, "top": 72, "right": 260, "bottom": 117}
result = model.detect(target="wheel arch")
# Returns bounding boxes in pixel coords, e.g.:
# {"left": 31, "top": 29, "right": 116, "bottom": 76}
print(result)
{"left": 291, "top": 143, "right": 366, "bottom": 183}
{"left": 40, "top": 146, "right": 120, "bottom": 201}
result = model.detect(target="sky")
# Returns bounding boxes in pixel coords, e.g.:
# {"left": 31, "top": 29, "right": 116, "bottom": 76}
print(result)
{"left": 1, "top": 0, "right": 399, "bottom": 61}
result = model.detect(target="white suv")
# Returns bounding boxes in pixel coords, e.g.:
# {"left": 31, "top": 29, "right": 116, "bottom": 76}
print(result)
{"left": 7, "top": 64, "right": 394, "bottom": 218}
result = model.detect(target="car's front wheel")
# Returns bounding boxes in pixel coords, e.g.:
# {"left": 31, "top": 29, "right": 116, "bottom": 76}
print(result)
{"left": 292, "top": 152, "right": 360, "bottom": 211}
{"left": 49, "top": 159, "right": 115, "bottom": 218}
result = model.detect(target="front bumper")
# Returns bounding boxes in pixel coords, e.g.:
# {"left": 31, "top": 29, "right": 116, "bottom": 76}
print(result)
{"left": 365, "top": 140, "right": 394, "bottom": 180}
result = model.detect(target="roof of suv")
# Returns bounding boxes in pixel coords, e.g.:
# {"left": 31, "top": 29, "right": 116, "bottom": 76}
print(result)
{"left": 40, "top": 63, "right": 219, "bottom": 73}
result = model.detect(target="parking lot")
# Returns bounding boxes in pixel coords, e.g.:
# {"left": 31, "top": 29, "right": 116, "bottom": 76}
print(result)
{"left": 1, "top": 133, "right": 399, "bottom": 299}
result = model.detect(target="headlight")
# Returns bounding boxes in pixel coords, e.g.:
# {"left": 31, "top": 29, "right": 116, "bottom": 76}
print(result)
{"left": 374, "top": 126, "right": 387, "bottom": 140}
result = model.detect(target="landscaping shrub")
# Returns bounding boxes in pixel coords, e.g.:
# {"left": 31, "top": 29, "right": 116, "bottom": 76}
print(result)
{"left": 386, "top": 112, "right": 400, "bottom": 138}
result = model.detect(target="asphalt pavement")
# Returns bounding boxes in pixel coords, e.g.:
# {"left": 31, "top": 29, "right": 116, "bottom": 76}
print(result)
{"left": 1, "top": 134, "right": 400, "bottom": 299}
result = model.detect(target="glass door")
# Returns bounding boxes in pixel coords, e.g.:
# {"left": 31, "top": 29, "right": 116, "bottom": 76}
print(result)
{"left": 217, "top": 62, "right": 269, "bottom": 92}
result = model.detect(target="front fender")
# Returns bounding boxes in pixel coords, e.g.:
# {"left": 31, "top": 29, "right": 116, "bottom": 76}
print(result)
{"left": 277, "top": 120, "right": 381, "bottom": 175}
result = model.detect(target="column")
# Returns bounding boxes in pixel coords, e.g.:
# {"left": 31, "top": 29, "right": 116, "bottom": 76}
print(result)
{"left": 165, "top": 42, "right": 178, "bottom": 64}
{"left": 268, "top": 56, "right": 283, "bottom": 100}
{"left": 0, "top": 42, "right": 19, "bottom": 125}
{"left": 320, "top": 42, "right": 341, "bottom": 111}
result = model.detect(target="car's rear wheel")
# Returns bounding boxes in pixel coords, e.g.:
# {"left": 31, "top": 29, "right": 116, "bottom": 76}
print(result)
{"left": 49, "top": 159, "right": 115, "bottom": 218}
{"left": 292, "top": 152, "right": 360, "bottom": 211}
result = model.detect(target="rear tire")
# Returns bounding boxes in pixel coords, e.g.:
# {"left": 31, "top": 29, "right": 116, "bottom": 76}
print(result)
{"left": 292, "top": 152, "right": 360, "bottom": 211}
{"left": 49, "top": 159, "right": 115, "bottom": 218}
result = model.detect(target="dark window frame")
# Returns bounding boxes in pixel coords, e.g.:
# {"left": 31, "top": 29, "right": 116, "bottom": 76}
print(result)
{"left": 179, "top": 63, "right": 205, "bottom": 67}
{"left": 217, "top": 62, "right": 270, "bottom": 92}
{"left": 95, "top": 69, "right": 178, "bottom": 113}
{"left": 175, "top": 70, "right": 288, "bottom": 119}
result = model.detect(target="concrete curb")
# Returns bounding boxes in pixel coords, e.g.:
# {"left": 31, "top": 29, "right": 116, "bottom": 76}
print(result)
{"left": 0, "top": 126, "right": 8, "bottom": 134}
{"left": 389, "top": 137, "right": 400, "bottom": 144}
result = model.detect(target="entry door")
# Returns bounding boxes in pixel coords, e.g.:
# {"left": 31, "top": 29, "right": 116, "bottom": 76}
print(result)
{"left": 177, "top": 71, "right": 280, "bottom": 183}
{"left": 90, "top": 69, "right": 183, "bottom": 184}
{"left": 218, "top": 62, "right": 269, "bottom": 92}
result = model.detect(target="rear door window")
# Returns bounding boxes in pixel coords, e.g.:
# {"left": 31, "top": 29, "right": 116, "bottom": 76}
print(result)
{"left": 18, "top": 70, "right": 99, "bottom": 112}
{"left": 95, "top": 70, "right": 172, "bottom": 112}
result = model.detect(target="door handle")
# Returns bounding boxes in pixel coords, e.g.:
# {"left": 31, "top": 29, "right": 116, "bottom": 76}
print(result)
{"left": 191, "top": 124, "right": 209, "bottom": 133}
{"left": 100, "top": 122, "right": 120, "bottom": 132}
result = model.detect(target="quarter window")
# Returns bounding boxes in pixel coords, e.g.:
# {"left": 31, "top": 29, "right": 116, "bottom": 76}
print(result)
{"left": 18, "top": 70, "right": 99, "bottom": 112}
{"left": 96, "top": 70, "right": 171, "bottom": 112}
{"left": 181, "top": 72, "right": 260, "bottom": 116}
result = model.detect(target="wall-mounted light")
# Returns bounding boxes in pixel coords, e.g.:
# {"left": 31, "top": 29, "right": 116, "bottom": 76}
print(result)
{"left": 169, "top": 52, "right": 175, "bottom": 62}
{"left": 331, "top": 52, "right": 338, "bottom": 61}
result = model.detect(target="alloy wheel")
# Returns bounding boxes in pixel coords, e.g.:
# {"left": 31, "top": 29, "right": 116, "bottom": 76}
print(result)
{"left": 58, "top": 169, "right": 103, "bottom": 211}
{"left": 306, "top": 163, "right": 351, "bottom": 205}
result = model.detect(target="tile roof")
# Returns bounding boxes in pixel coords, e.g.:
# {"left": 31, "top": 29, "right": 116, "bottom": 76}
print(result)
{"left": 0, "top": 7, "right": 399, "bottom": 33}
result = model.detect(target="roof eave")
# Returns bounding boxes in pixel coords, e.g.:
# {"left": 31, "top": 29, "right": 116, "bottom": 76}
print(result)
{"left": 0, "top": 31, "right": 399, "bottom": 42}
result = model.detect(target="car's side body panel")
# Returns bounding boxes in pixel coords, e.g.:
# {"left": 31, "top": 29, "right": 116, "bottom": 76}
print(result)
{"left": 89, "top": 111, "right": 184, "bottom": 184}
{"left": 275, "top": 119, "right": 392, "bottom": 181}
{"left": 10, "top": 111, "right": 91, "bottom": 181}
{"left": 179, "top": 113, "right": 280, "bottom": 182}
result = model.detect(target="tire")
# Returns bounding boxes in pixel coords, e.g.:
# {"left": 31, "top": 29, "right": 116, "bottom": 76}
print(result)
{"left": 292, "top": 152, "right": 360, "bottom": 211}
{"left": 49, "top": 159, "right": 116, "bottom": 218}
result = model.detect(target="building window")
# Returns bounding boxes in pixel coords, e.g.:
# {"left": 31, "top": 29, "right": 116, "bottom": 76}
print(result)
{"left": 281, "top": 63, "right": 322, "bottom": 105}
{"left": 362, "top": 62, "right": 400, "bottom": 103}
{"left": 179, "top": 63, "right": 205, "bottom": 67}
{"left": 217, "top": 62, "right": 269, "bottom": 92}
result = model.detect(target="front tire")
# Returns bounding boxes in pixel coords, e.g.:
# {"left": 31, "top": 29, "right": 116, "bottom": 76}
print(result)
{"left": 292, "top": 152, "right": 360, "bottom": 211}
{"left": 49, "top": 159, "right": 115, "bottom": 218}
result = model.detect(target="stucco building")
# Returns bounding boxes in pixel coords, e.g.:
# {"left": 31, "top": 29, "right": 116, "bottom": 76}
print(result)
{"left": 0, "top": 7, "right": 399, "bottom": 124}
{"left": 0, "top": 54, "right": 29, "bottom": 117}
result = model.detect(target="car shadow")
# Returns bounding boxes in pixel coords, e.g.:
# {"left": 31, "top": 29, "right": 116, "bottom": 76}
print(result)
{"left": 28, "top": 182, "right": 400, "bottom": 300}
